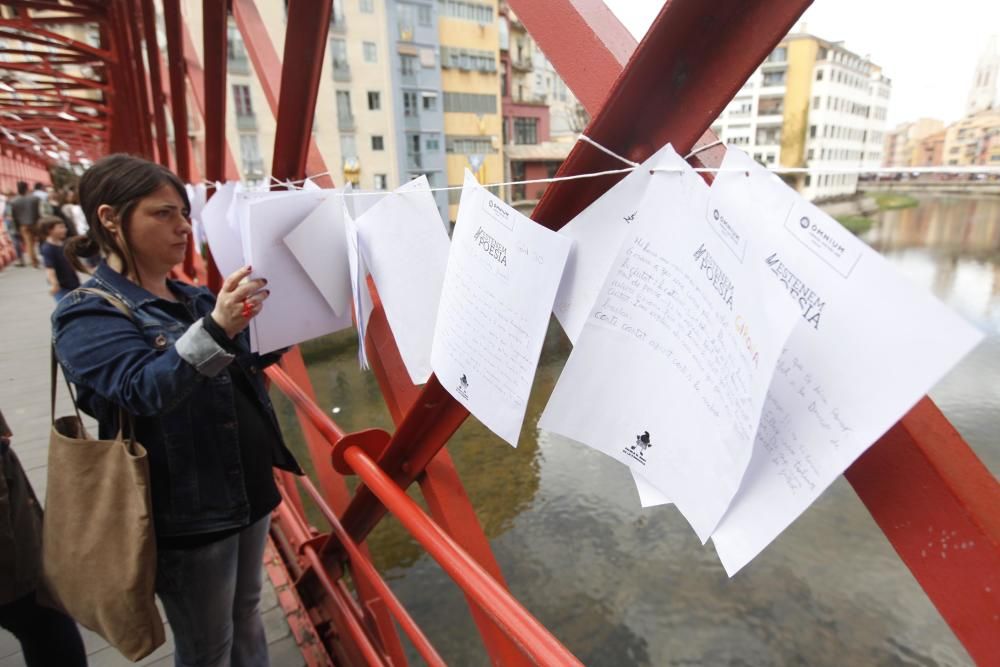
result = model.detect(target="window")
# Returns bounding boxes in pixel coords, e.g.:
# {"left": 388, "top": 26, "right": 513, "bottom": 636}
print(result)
{"left": 232, "top": 84, "right": 253, "bottom": 116}
{"left": 438, "top": 0, "right": 493, "bottom": 23}
{"left": 421, "top": 93, "right": 437, "bottom": 111}
{"left": 239, "top": 134, "right": 262, "bottom": 174}
{"left": 440, "top": 47, "right": 496, "bottom": 72}
{"left": 513, "top": 117, "right": 538, "bottom": 145}
{"left": 367, "top": 91, "right": 381, "bottom": 110}
{"left": 360, "top": 0, "right": 374, "bottom": 12}
{"left": 403, "top": 91, "right": 418, "bottom": 116}
{"left": 816, "top": 69, "right": 824, "bottom": 81}
{"left": 374, "top": 174, "right": 387, "bottom": 190}
{"left": 336, "top": 90, "right": 353, "bottom": 125}
{"left": 418, "top": 5, "right": 432, "bottom": 25}
{"left": 331, "top": 38, "right": 348, "bottom": 77}
{"left": 443, "top": 92, "right": 497, "bottom": 114}
{"left": 812, "top": 96, "right": 819, "bottom": 110}
{"left": 762, "top": 70, "right": 785, "bottom": 86}
{"left": 445, "top": 136, "right": 496, "bottom": 153}
{"left": 400, "top": 54, "right": 417, "bottom": 76}
{"left": 340, "top": 134, "right": 357, "bottom": 160}
{"left": 363, "top": 42, "right": 377, "bottom": 63}
{"left": 397, "top": 3, "right": 416, "bottom": 37}
{"left": 372, "top": 135, "right": 384, "bottom": 150}
{"left": 426, "top": 136, "right": 440, "bottom": 151}
{"left": 767, "top": 47, "right": 787, "bottom": 62}
{"left": 809, "top": 125, "right": 816, "bottom": 138}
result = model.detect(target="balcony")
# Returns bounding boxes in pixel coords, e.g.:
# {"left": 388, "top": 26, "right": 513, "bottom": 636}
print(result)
{"left": 235, "top": 113, "right": 257, "bottom": 131}
{"left": 399, "top": 69, "right": 417, "bottom": 86}
{"left": 337, "top": 114, "right": 356, "bottom": 131}
{"left": 511, "top": 57, "right": 532, "bottom": 72}
{"left": 333, "top": 63, "right": 351, "bottom": 82}
{"left": 403, "top": 113, "right": 422, "bottom": 131}
{"left": 228, "top": 53, "right": 250, "bottom": 75}
{"left": 406, "top": 152, "right": 423, "bottom": 170}
{"left": 242, "top": 157, "right": 264, "bottom": 177}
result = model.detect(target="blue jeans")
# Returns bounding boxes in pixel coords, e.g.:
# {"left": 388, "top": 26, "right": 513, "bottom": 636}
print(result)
{"left": 155, "top": 516, "right": 271, "bottom": 667}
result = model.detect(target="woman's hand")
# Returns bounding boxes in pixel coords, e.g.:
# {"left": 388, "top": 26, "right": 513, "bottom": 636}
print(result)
{"left": 211, "top": 266, "right": 269, "bottom": 338}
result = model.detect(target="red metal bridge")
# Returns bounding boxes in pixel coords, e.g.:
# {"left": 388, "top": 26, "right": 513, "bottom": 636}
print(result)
{"left": 0, "top": 1, "right": 997, "bottom": 665}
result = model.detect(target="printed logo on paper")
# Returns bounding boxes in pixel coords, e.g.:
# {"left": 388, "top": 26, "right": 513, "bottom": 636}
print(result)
{"left": 483, "top": 196, "right": 516, "bottom": 231}
{"left": 783, "top": 204, "right": 862, "bottom": 278}
{"left": 704, "top": 203, "right": 747, "bottom": 263}
{"left": 456, "top": 373, "right": 469, "bottom": 400}
{"left": 623, "top": 430, "right": 652, "bottom": 465}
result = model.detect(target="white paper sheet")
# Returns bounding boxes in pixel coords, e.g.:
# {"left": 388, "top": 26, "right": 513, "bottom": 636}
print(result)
{"left": 283, "top": 185, "right": 352, "bottom": 317}
{"left": 243, "top": 191, "right": 353, "bottom": 353}
{"left": 539, "top": 145, "right": 802, "bottom": 542}
{"left": 201, "top": 181, "right": 244, "bottom": 278}
{"left": 356, "top": 176, "right": 450, "bottom": 384}
{"left": 432, "top": 170, "right": 572, "bottom": 447}
{"left": 553, "top": 143, "right": 682, "bottom": 345}
{"left": 344, "top": 201, "right": 374, "bottom": 369}
{"left": 186, "top": 183, "right": 208, "bottom": 255}
{"left": 701, "top": 148, "right": 984, "bottom": 575}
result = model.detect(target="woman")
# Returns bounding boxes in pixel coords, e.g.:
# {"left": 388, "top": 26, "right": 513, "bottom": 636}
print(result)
{"left": 53, "top": 154, "right": 302, "bottom": 667}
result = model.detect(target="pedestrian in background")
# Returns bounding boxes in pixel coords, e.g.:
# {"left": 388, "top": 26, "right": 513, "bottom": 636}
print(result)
{"left": 38, "top": 216, "right": 80, "bottom": 302}
{"left": 10, "top": 181, "right": 41, "bottom": 268}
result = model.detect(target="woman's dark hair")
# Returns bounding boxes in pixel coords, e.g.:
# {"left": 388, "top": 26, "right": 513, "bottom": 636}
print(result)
{"left": 65, "top": 154, "right": 190, "bottom": 276}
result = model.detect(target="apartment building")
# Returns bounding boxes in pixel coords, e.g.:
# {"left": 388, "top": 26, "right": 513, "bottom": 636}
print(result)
{"left": 711, "top": 32, "right": 891, "bottom": 200}
{"left": 385, "top": 0, "right": 448, "bottom": 218}
{"left": 497, "top": 1, "right": 576, "bottom": 211}
{"left": 438, "top": 0, "right": 504, "bottom": 221}
{"left": 182, "top": 0, "right": 401, "bottom": 191}
{"left": 882, "top": 118, "right": 945, "bottom": 167}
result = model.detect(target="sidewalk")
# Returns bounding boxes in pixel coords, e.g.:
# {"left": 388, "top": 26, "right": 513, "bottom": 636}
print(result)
{"left": 0, "top": 265, "right": 302, "bottom": 667}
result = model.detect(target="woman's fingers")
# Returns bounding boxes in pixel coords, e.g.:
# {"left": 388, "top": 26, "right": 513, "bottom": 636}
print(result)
{"left": 229, "top": 277, "right": 268, "bottom": 303}
{"left": 221, "top": 265, "right": 253, "bottom": 293}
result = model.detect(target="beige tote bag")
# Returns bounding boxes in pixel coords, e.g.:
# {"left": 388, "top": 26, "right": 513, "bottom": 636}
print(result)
{"left": 43, "top": 288, "right": 165, "bottom": 661}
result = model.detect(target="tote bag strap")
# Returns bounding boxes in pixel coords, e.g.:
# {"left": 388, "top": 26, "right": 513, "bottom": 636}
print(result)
{"left": 53, "top": 287, "right": 138, "bottom": 439}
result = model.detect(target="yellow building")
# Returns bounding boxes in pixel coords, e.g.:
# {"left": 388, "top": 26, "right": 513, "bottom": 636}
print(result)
{"left": 711, "top": 31, "right": 891, "bottom": 200}
{"left": 438, "top": 0, "right": 503, "bottom": 221}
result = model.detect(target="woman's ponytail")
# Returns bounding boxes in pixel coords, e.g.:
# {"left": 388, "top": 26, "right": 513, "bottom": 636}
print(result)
{"left": 64, "top": 232, "right": 100, "bottom": 274}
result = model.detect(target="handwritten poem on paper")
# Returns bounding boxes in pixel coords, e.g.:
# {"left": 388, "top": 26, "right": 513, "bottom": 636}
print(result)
{"left": 590, "top": 236, "right": 759, "bottom": 441}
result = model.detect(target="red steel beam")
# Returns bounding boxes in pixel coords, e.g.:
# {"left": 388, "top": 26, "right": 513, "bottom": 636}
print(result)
{"left": 230, "top": 0, "right": 331, "bottom": 185}
{"left": 140, "top": 0, "right": 170, "bottom": 167}
{"left": 844, "top": 398, "right": 1000, "bottom": 666}
{"left": 201, "top": 0, "right": 228, "bottom": 183}
{"left": 346, "top": 445, "right": 583, "bottom": 667}
{"left": 162, "top": 0, "right": 190, "bottom": 180}
{"left": 180, "top": 16, "right": 237, "bottom": 180}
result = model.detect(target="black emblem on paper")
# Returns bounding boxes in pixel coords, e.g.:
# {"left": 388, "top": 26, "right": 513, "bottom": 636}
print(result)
{"left": 623, "top": 430, "right": 652, "bottom": 465}
{"left": 457, "top": 373, "right": 469, "bottom": 400}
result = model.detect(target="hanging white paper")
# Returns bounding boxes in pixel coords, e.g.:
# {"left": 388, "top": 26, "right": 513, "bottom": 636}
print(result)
{"left": 553, "top": 143, "right": 682, "bottom": 345}
{"left": 200, "top": 181, "right": 244, "bottom": 278}
{"left": 243, "top": 191, "right": 353, "bottom": 353}
{"left": 356, "top": 176, "right": 451, "bottom": 384}
{"left": 432, "top": 170, "right": 572, "bottom": 447}
{"left": 700, "top": 148, "right": 984, "bottom": 575}
{"left": 283, "top": 185, "right": 353, "bottom": 317}
{"left": 344, "top": 201, "right": 374, "bottom": 369}
{"left": 539, "top": 145, "right": 802, "bottom": 542}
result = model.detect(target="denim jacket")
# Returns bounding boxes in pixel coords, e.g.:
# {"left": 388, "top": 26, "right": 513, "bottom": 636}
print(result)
{"left": 52, "top": 263, "right": 301, "bottom": 538}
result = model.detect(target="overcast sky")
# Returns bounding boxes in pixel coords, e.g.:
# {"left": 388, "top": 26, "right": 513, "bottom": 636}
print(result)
{"left": 603, "top": 0, "right": 1000, "bottom": 127}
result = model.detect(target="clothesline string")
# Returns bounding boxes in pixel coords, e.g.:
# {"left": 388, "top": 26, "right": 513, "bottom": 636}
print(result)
{"left": 200, "top": 136, "right": 1000, "bottom": 194}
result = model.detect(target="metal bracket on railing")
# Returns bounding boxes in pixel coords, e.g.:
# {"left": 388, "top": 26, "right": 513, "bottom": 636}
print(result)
{"left": 331, "top": 429, "right": 392, "bottom": 476}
